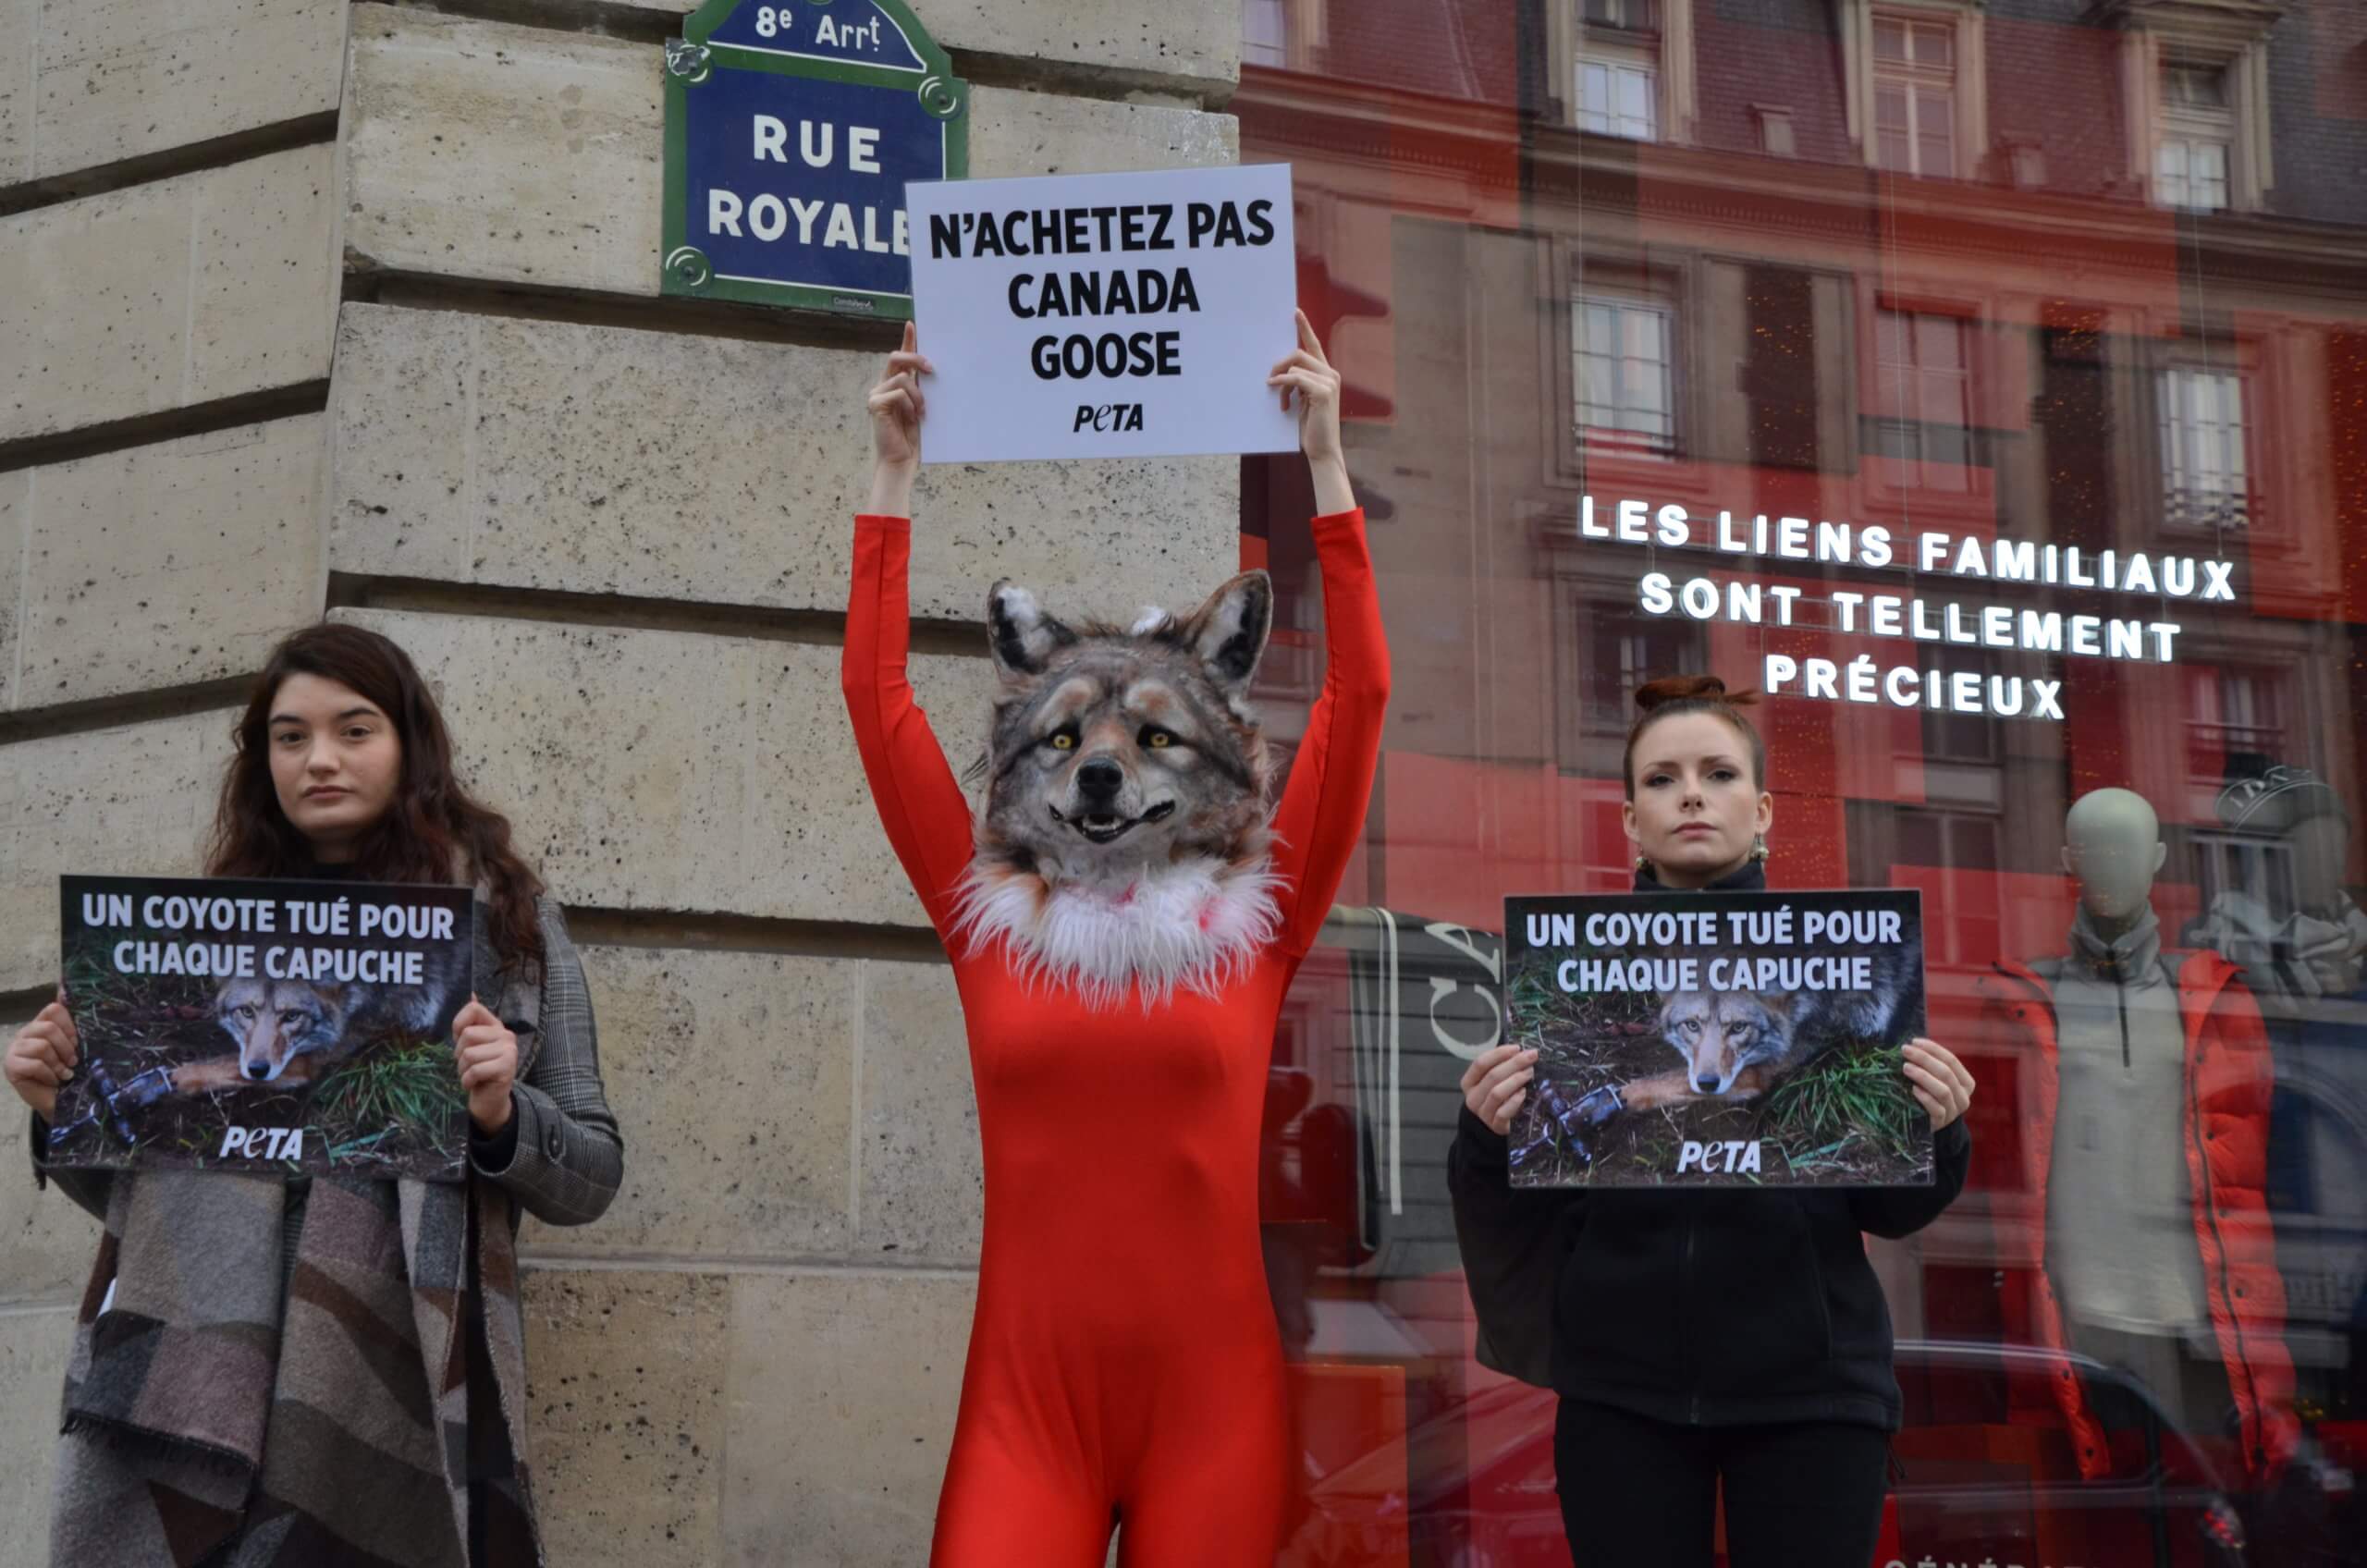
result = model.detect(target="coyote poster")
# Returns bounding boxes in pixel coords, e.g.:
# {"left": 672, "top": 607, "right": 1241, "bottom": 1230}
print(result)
{"left": 1503, "top": 888, "right": 1931, "bottom": 1188}
{"left": 43, "top": 876, "right": 475, "bottom": 1181}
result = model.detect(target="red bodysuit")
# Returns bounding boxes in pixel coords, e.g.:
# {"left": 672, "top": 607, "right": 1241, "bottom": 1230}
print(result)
{"left": 842, "top": 508, "right": 1388, "bottom": 1566}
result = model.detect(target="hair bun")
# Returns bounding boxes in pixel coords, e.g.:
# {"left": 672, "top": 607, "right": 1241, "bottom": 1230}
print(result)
{"left": 1635, "top": 674, "right": 1759, "bottom": 713}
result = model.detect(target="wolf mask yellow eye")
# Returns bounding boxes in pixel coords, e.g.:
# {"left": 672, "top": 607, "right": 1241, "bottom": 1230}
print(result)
{"left": 1048, "top": 730, "right": 1076, "bottom": 751}
{"left": 1145, "top": 729, "right": 1171, "bottom": 749}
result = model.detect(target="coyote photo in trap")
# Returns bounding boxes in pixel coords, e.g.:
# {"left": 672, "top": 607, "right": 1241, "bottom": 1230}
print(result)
{"left": 163, "top": 959, "right": 468, "bottom": 1096}
{"left": 202, "top": 977, "right": 367, "bottom": 1088}
{"left": 1643, "top": 987, "right": 1811, "bottom": 1104}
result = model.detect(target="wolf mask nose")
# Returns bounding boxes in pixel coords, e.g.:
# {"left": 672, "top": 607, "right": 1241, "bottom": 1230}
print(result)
{"left": 1695, "top": 1073, "right": 1720, "bottom": 1094}
{"left": 1076, "top": 758, "right": 1125, "bottom": 802}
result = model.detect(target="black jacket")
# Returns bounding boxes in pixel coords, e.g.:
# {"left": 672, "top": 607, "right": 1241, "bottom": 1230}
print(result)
{"left": 1447, "top": 861, "right": 1973, "bottom": 1430}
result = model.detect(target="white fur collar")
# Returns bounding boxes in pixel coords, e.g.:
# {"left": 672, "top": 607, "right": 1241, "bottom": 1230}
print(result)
{"left": 950, "top": 855, "right": 1284, "bottom": 1010}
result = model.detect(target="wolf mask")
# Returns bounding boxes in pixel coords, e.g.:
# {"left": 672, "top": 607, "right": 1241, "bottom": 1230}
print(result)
{"left": 952, "top": 569, "right": 1287, "bottom": 1006}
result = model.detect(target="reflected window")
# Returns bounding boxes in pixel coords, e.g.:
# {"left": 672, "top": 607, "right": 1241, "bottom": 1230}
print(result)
{"left": 2158, "top": 364, "right": 2249, "bottom": 530}
{"left": 1574, "top": 0, "right": 1662, "bottom": 141}
{"left": 1242, "top": 0, "right": 1286, "bottom": 67}
{"left": 1582, "top": 0, "right": 1657, "bottom": 28}
{"left": 1568, "top": 0, "right": 1696, "bottom": 143}
{"left": 1873, "top": 307, "right": 1975, "bottom": 492}
{"left": 1895, "top": 809, "right": 2000, "bottom": 967}
{"left": 1576, "top": 55, "right": 1658, "bottom": 140}
{"left": 2157, "top": 60, "right": 2234, "bottom": 213}
{"left": 1872, "top": 13, "right": 1956, "bottom": 177}
{"left": 2186, "top": 665, "right": 2287, "bottom": 778}
{"left": 2193, "top": 830, "right": 2296, "bottom": 919}
{"left": 1576, "top": 616, "right": 1699, "bottom": 744}
{"left": 1919, "top": 654, "right": 2002, "bottom": 769}
{"left": 1574, "top": 296, "right": 1675, "bottom": 456}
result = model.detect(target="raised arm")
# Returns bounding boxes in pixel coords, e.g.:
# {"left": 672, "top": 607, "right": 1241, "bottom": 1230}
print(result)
{"left": 1266, "top": 312, "right": 1391, "bottom": 955}
{"left": 841, "top": 325, "right": 975, "bottom": 933}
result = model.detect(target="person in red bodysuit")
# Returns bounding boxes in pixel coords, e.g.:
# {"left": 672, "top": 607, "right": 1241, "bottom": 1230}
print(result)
{"left": 842, "top": 315, "right": 1389, "bottom": 1566}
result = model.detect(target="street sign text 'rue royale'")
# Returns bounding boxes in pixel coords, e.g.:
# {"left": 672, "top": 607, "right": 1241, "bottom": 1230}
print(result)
{"left": 663, "top": 0, "right": 968, "bottom": 317}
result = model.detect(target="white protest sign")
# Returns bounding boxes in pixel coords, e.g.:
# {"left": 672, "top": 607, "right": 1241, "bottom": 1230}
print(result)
{"left": 905, "top": 164, "right": 1299, "bottom": 463}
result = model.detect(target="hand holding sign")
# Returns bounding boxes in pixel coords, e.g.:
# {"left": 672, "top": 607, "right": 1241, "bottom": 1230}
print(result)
{"left": 454, "top": 998, "right": 520, "bottom": 1136}
{"left": 1460, "top": 1042, "right": 1540, "bottom": 1137}
{"left": 5, "top": 992, "right": 79, "bottom": 1122}
{"left": 1902, "top": 1037, "right": 1975, "bottom": 1130}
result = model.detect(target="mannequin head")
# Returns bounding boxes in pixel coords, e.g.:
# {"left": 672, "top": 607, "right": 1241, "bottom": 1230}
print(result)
{"left": 2062, "top": 788, "right": 2166, "bottom": 925}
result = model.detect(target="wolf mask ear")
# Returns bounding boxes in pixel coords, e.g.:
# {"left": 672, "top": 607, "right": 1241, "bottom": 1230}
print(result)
{"left": 987, "top": 581, "right": 1078, "bottom": 683}
{"left": 1175, "top": 570, "right": 1272, "bottom": 694}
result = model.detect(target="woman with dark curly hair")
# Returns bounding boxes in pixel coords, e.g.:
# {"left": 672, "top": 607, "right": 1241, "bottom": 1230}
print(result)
{"left": 7, "top": 622, "right": 623, "bottom": 1568}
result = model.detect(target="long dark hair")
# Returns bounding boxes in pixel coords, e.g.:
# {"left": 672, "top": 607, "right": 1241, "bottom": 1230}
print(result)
{"left": 206, "top": 624, "right": 546, "bottom": 970}
{"left": 1623, "top": 674, "right": 1766, "bottom": 798}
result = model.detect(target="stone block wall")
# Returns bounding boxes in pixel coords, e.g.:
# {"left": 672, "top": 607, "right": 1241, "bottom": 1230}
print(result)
{"left": 0, "top": 1, "right": 1240, "bottom": 1561}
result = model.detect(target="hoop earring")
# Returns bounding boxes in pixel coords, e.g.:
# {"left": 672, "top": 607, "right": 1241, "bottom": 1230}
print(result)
{"left": 1750, "top": 835, "right": 1771, "bottom": 863}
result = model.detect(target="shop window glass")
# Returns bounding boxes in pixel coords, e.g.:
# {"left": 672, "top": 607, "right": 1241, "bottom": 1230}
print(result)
{"left": 1232, "top": 3, "right": 2367, "bottom": 1559}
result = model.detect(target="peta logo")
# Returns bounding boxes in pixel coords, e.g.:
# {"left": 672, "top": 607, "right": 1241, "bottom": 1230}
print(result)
{"left": 219, "top": 1125, "right": 306, "bottom": 1160}
{"left": 1073, "top": 403, "right": 1146, "bottom": 433}
{"left": 1677, "top": 1138, "right": 1762, "bottom": 1174}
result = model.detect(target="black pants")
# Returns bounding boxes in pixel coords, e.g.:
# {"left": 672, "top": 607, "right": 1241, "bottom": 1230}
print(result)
{"left": 1554, "top": 1399, "right": 1891, "bottom": 1568}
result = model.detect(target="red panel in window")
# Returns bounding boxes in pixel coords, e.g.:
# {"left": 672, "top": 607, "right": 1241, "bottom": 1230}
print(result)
{"left": 1282, "top": 1363, "right": 1413, "bottom": 1568}
{"left": 1379, "top": 753, "right": 1629, "bottom": 929}
{"left": 1748, "top": 592, "right": 1932, "bottom": 807}
{"left": 2336, "top": 330, "right": 2367, "bottom": 623}
{"left": 2061, "top": 658, "right": 2130, "bottom": 799}
{"left": 1760, "top": 651, "right": 1840, "bottom": 802}
{"left": 1299, "top": 251, "right": 1395, "bottom": 423}
{"left": 1767, "top": 791, "right": 1847, "bottom": 888}
{"left": 1749, "top": 458, "right": 1824, "bottom": 522}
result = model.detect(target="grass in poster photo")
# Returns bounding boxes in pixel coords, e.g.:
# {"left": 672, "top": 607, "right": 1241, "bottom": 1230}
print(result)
{"left": 49, "top": 931, "right": 466, "bottom": 1178}
{"left": 1504, "top": 949, "right": 1929, "bottom": 1186}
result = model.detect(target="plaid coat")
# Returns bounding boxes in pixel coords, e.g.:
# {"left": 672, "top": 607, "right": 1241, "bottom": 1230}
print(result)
{"left": 470, "top": 896, "right": 628, "bottom": 1226}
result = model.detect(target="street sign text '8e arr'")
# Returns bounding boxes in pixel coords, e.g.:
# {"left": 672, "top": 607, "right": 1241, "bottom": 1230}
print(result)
{"left": 663, "top": 0, "right": 968, "bottom": 317}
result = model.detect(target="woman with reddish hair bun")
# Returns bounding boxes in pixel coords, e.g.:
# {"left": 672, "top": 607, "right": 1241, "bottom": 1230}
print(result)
{"left": 1450, "top": 673, "right": 1978, "bottom": 1568}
